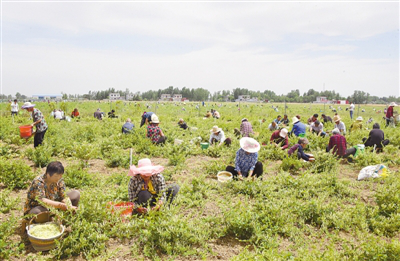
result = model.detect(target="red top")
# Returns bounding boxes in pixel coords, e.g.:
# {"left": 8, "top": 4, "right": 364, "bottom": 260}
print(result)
{"left": 386, "top": 106, "right": 393, "bottom": 118}
{"left": 71, "top": 110, "right": 80, "bottom": 117}
{"left": 328, "top": 134, "right": 347, "bottom": 156}
{"left": 270, "top": 130, "right": 289, "bottom": 149}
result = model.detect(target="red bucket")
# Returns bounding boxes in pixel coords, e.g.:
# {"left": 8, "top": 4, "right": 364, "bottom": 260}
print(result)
{"left": 107, "top": 202, "right": 134, "bottom": 216}
{"left": 19, "top": 125, "right": 33, "bottom": 138}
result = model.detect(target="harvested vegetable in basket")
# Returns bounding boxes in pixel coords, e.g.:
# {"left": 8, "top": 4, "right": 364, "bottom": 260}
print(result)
{"left": 29, "top": 223, "right": 61, "bottom": 239}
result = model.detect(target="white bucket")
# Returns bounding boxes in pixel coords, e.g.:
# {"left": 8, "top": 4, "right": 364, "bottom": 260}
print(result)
{"left": 190, "top": 127, "right": 198, "bottom": 131}
{"left": 217, "top": 171, "right": 233, "bottom": 183}
{"left": 174, "top": 139, "right": 183, "bottom": 145}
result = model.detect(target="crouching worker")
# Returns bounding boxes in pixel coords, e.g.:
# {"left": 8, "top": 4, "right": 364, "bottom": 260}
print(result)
{"left": 288, "top": 138, "right": 314, "bottom": 161}
{"left": 226, "top": 137, "right": 263, "bottom": 180}
{"left": 128, "top": 158, "right": 179, "bottom": 214}
{"left": 24, "top": 161, "right": 80, "bottom": 223}
{"left": 363, "top": 123, "right": 390, "bottom": 152}
{"left": 326, "top": 128, "right": 356, "bottom": 159}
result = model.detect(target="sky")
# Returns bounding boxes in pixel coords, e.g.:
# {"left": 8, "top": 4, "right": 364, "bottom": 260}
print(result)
{"left": 1, "top": 1, "right": 399, "bottom": 98}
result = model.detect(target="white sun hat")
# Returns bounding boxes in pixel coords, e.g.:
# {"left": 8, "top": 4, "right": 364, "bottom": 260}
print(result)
{"left": 240, "top": 137, "right": 260, "bottom": 153}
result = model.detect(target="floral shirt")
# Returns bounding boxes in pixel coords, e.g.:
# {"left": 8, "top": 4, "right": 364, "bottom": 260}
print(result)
{"left": 32, "top": 108, "right": 48, "bottom": 133}
{"left": 235, "top": 148, "right": 258, "bottom": 177}
{"left": 24, "top": 174, "right": 66, "bottom": 214}
{"left": 128, "top": 174, "right": 166, "bottom": 203}
{"left": 147, "top": 124, "right": 162, "bottom": 143}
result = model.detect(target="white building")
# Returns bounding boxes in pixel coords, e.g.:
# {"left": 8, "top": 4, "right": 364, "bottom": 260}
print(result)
{"left": 32, "top": 94, "right": 62, "bottom": 101}
{"left": 160, "top": 94, "right": 183, "bottom": 101}
{"left": 235, "top": 95, "right": 258, "bottom": 102}
{"left": 314, "top": 96, "right": 329, "bottom": 103}
{"left": 109, "top": 93, "right": 120, "bottom": 100}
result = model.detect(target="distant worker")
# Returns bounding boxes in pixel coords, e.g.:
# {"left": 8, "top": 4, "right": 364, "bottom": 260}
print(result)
{"left": 140, "top": 111, "right": 154, "bottom": 127}
{"left": 94, "top": 108, "right": 103, "bottom": 120}
{"left": 240, "top": 118, "right": 254, "bottom": 137}
{"left": 122, "top": 118, "right": 134, "bottom": 134}
{"left": 11, "top": 99, "right": 19, "bottom": 116}
{"left": 21, "top": 102, "right": 48, "bottom": 148}
{"left": 178, "top": 118, "right": 188, "bottom": 130}
{"left": 71, "top": 108, "right": 80, "bottom": 118}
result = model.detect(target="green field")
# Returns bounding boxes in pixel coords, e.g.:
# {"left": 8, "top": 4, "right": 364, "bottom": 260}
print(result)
{"left": 1, "top": 101, "right": 400, "bottom": 260}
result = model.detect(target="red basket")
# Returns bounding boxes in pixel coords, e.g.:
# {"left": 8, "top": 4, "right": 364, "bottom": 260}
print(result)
{"left": 19, "top": 125, "right": 33, "bottom": 138}
{"left": 107, "top": 202, "right": 134, "bottom": 216}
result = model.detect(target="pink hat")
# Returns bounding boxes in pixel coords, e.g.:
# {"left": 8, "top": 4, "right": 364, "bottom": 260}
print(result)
{"left": 239, "top": 137, "right": 260, "bottom": 153}
{"left": 128, "top": 158, "right": 164, "bottom": 177}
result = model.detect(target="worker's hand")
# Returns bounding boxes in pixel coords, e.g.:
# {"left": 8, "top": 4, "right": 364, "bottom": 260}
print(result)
{"left": 136, "top": 207, "right": 148, "bottom": 214}
{"left": 30, "top": 124, "right": 34, "bottom": 128}
{"left": 58, "top": 202, "right": 68, "bottom": 211}
{"left": 151, "top": 201, "right": 163, "bottom": 211}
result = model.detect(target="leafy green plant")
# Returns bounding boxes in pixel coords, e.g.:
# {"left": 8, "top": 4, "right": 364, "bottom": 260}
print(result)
{"left": 64, "top": 165, "right": 98, "bottom": 188}
{"left": 26, "top": 145, "right": 52, "bottom": 167}
{"left": 0, "top": 189, "right": 19, "bottom": 213}
{"left": 280, "top": 156, "right": 303, "bottom": 174}
{"left": 0, "top": 216, "right": 25, "bottom": 259}
{"left": 0, "top": 159, "right": 35, "bottom": 189}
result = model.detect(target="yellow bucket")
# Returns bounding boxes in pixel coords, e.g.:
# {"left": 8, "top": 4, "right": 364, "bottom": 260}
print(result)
{"left": 26, "top": 222, "right": 64, "bottom": 251}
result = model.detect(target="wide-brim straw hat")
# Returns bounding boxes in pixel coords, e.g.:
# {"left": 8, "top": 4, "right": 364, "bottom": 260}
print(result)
{"left": 240, "top": 137, "right": 260, "bottom": 153}
{"left": 389, "top": 102, "right": 397, "bottom": 107}
{"left": 356, "top": 116, "right": 363, "bottom": 121}
{"left": 292, "top": 116, "right": 300, "bottom": 124}
{"left": 128, "top": 158, "right": 164, "bottom": 177}
{"left": 210, "top": 125, "right": 222, "bottom": 133}
{"left": 333, "top": 115, "right": 341, "bottom": 122}
{"left": 151, "top": 114, "right": 160, "bottom": 123}
{"left": 21, "top": 102, "right": 35, "bottom": 109}
{"left": 279, "top": 128, "right": 288, "bottom": 138}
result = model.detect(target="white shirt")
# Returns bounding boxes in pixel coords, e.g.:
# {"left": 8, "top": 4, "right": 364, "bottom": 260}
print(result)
{"left": 349, "top": 104, "right": 355, "bottom": 111}
{"left": 310, "top": 122, "right": 323, "bottom": 132}
{"left": 54, "top": 110, "right": 63, "bottom": 119}
{"left": 268, "top": 123, "right": 279, "bottom": 131}
{"left": 335, "top": 121, "right": 346, "bottom": 134}
{"left": 209, "top": 130, "right": 226, "bottom": 144}
{"left": 11, "top": 102, "right": 19, "bottom": 112}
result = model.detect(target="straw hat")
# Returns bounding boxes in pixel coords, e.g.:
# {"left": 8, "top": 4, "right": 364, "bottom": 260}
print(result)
{"left": 151, "top": 114, "right": 160, "bottom": 123}
{"left": 292, "top": 116, "right": 300, "bottom": 124}
{"left": 333, "top": 115, "right": 341, "bottom": 122}
{"left": 240, "top": 137, "right": 260, "bottom": 153}
{"left": 389, "top": 102, "right": 397, "bottom": 107}
{"left": 21, "top": 102, "right": 35, "bottom": 109}
{"left": 210, "top": 125, "right": 222, "bottom": 133}
{"left": 279, "top": 128, "right": 288, "bottom": 138}
{"left": 241, "top": 118, "right": 248, "bottom": 122}
{"left": 356, "top": 116, "right": 363, "bottom": 121}
{"left": 128, "top": 158, "right": 164, "bottom": 177}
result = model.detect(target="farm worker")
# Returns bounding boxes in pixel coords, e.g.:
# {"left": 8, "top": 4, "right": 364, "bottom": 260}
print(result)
{"left": 21, "top": 102, "right": 48, "bottom": 148}
{"left": 108, "top": 109, "right": 118, "bottom": 118}
{"left": 209, "top": 125, "right": 231, "bottom": 146}
{"left": 326, "top": 128, "right": 356, "bottom": 159}
{"left": 273, "top": 115, "right": 282, "bottom": 125}
{"left": 213, "top": 110, "right": 220, "bottom": 119}
{"left": 11, "top": 99, "right": 19, "bottom": 116}
{"left": 240, "top": 118, "right": 254, "bottom": 137}
{"left": 321, "top": 114, "right": 333, "bottom": 124}
{"left": 363, "top": 123, "right": 390, "bottom": 152}
{"left": 307, "top": 114, "right": 318, "bottom": 125}
{"left": 309, "top": 120, "right": 326, "bottom": 137}
{"left": 146, "top": 114, "right": 166, "bottom": 144}
{"left": 94, "top": 108, "right": 103, "bottom": 120}
{"left": 349, "top": 103, "right": 355, "bottom": 120}
{"left": 267, "top": 121, "right": 279, "bottom": 131}
{"left": 24, "top": 161, "right": 80, "bottom": 223}
{"left": 204, "top": 111, "right": 212, "bottom": 118}
{"left": 281, "top": 114, "right": 289, "bottom": 126}
{"left": 122, "top": 118, "right": 134, "bottom": 134}
{"left": 71, "top": 108, "right": 80, "bottom": 118}
{"left": 290, "top": 116, "right": 306, "bottom": 137}
{"left": 54, "top": 109, "right": 63, "bottom": 120}
{"left": 333, "top": 115, "right": 346, "bottom": 135}
{"left": 178, "top": 118, "right": 188, "bottom": 130}
{"left": 385, "top": 102, "right": 397, "bottom": 126}
{"left": 128, "top": 158, "right": 179, "bottom": 214}
{"left": 270, "top": 128, "right": 289, "bottom": 150}
{"left": 140, "top": 111, "right": 154, "bottom": 127}
{"left": 350, "top": 116, "right": 364, "bottom": 132}
{"left": 225, "top": 137, "right": 263, "bottom": 180}
{"left": 288, "top": 138, "right": 313, "bottom": 161}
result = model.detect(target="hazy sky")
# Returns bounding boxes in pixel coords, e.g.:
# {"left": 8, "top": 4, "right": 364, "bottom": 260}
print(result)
{"left": 1, "top": 1, "right": 399, "bottom": 97}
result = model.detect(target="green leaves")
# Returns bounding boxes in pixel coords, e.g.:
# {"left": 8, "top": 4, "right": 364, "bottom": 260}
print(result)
{"left": 0, "top": 158, "right": 35, "bottom": 189}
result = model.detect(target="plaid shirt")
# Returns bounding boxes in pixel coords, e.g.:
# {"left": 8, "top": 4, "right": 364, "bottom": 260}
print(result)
{"left": 33, "top": 108, "right": 48, "bottom": 133}
{"left": 328, "top": 134, "right": 347, "bottom": 156}
{"left": 128, "top": 174, "right": 166, "bottom": 203}
{"left": 24, "top": 174, "right": 66, "bottom": 214}
{"left": 147, "top": 124, "right": 162, "bottom": 143}
{"left": 240, "top": 121, "right": 254, "bottom": 137}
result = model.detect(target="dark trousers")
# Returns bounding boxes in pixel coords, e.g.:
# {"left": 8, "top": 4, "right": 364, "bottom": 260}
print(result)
{"left": 136, "top": 184, "right": 180, "bottom": 207}
{"left": 11, "top": 111, "right": 18, "bottom": 116}
{"left": 34, "top": 129, "right": 47, "bottom": 148}
{"left": 211, "top": 138, "right": 232, "bottom": 146}
{"left": 155, "top": 136, "right": 167, "bottom": 145}
{"left": 326, "top": 146, "right": 356, "bottom": 158}
{"left": 363, "top": 138, "right": 390, "bottom": 150}
{"left": 28, "top": 190, "right": 80, "bottom": 223}
{"left": 226, "top": 161, "right": 263, "bottom": 179}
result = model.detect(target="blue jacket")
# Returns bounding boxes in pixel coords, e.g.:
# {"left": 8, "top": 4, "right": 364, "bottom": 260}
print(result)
{"left": 291, "top": 122, "right": 306, "bottom": 137}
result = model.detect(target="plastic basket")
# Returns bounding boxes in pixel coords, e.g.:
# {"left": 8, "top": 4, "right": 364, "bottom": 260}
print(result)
{"left": 26, "top": 222, "right": 64, "bottom": 251}
{"left": 19, "top": 125, "right": 33, "bottom": 138}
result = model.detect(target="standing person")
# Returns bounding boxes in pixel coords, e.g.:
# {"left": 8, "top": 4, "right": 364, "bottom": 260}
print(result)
{"left": 146, "top": 115, "right": 166, "bottom": 145}
{"left": 209, "top": 125, "right": 231, "bottom": 146}
{"left": 349, "top": 103, "right": 355, "bottom": 120}
{"left": 240, "top": 118, "right": 254, "bottom": 137}
{"left": 225, "top": 137, "right": 263, "bottom": 180}
{"left": 11, "top": 99, "right": 19, "bottom": 116}
{"left": 326, "top": 128, "right": 356, "bottom": 158}
{"left": 140, "top": 111, "right": 154, "bottom": 127}
{"left": 128, "top": 158, "right": 179, "bottom": 214}
{"left": 270, "top": 128, "right": 289, "bottom": 150}
{"left": 363, "top": 123, "right": 389, "bottom": 152}
{"left": 309, "top": 120, "right": 326, "bottom": 137}
{"left": 385, "top": 102, "right": 397, "bottom": 126}
{"left": 288, "top": 138, "right": 312, "bottom": 161}
{"left": 122, "top": 118, "right": 134, "bottom": 134}
{"left": 94, "top": 108, "right": 103, "bottom": 120}
{"left": 21, "top": 102, "right": 48, "bottom": 148}
{"left": 24, "top": 161, "right": 80, "bottom": 223}
{"left": 333, "top": 115, "right": 346, "bottom": 135}
{"left": 290, "top": 117, "right": 306, "bottom": 137}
